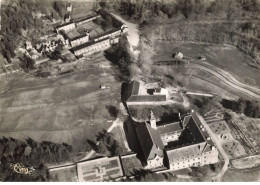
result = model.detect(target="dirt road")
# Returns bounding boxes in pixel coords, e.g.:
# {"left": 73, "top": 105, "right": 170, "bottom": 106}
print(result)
{"left": 188, "top": 62, "right": 260, "bottom": 99}
{"left": 198, "top": 114, "right": 230, "bottom": 182}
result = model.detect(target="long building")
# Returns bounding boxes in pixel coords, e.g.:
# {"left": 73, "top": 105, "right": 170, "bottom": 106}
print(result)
{"left": 55, "top": 9, "right": 128, "bottom": 57}
{"left": 124, "top": 81, "right": 167, "bottom": 105}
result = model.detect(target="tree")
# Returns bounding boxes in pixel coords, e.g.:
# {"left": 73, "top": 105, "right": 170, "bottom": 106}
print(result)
{"left": 95, "top": 142, "right": 107, "bottom": 155}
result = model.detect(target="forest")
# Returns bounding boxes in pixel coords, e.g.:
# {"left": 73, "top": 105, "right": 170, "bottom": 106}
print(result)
{"left": 0, "top": 0, "right": 67, "bottom": 63}
{"left": 221, "top": 98, "right": 260, "bottom": 118}
{"left": 0, "top": 137, "right": 74, "bottom": 181}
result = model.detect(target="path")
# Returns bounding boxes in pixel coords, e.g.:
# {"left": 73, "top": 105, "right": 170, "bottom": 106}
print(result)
{"left": 197, "top": 114, "right": 230, "bottom": 182}
{"left": 79, "top": 117, "right": 122, "bottom": 161}
{"left": 188, "top": 62, "right": 260, "bottom": 99}
{"left": 111, "top": 13, "right": 139, "bottom": 48}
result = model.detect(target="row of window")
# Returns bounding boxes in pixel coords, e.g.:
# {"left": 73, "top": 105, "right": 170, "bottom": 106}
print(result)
{"left": 77, "top": 42, "right": 110, "bottom": 55}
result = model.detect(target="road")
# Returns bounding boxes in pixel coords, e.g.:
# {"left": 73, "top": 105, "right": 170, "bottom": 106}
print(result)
{"left": 111, "top": 13, "right": 139, "bottom": 48}
{"left": 188, "top": 62, "right": 260, "bottom": 99}
{"left": 197, "top": 114, "right": 230, "bottom": 182}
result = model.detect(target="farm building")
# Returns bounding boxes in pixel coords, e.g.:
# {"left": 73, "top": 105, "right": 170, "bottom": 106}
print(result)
{"left": 124, "top": 80, "right": 167, "bottom": 105}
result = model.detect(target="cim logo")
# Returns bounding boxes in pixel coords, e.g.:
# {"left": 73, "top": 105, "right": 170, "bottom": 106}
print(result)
{"left": 10, "top": 163, "right": 35, "bottom": 175}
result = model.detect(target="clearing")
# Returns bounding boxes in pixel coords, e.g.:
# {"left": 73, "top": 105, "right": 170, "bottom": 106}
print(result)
{"left": 0, "top": 53, "right": 123, "bottom": 150}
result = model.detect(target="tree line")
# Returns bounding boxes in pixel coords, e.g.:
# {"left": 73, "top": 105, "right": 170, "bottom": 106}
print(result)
{"left": 0, "top": 0, "right": 67, "bottom": 63}
{"left": 221, "top": 98, "right": 260, "bottom": 118}
{"left": 0, "top": 137, "right": 75, "bottom": 181}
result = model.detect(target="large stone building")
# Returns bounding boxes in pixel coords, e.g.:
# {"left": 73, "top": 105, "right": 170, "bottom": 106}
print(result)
{"left": 76, "top": 15, "right": 101, "bottom": 26}
{"left": 135, "top": 120, "right": 165, "bottom": 169}
{"left": 165, "top": 112, "right": 219, "bottom": 170}
{"left": 135, "top": 111, "right": 219, "bottom": 171}
{"left": 56, "top": 22, "right": 76, "bottom": 33}
{"left": 55, "top": 9, "right": 127, "bottom": 57}
{"left": 70, "top": 34, "right": 90, "bottom": 47}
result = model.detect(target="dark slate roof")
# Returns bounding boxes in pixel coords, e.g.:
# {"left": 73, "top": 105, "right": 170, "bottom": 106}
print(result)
{"left": 157, "top": 122, "right": 182, "bottom": 135}
{"left": 70, "top": 34, "right": 89, "bottom": 42}
{"left": 56, "top": 21, "right": 75, "bottom": 29}
{"left": 166, "top": 112, "right": 215, "bottom": 150}
{"left": 76, "top": 14, "right": 100, "bottom": 23}
{"left": 135, "top": 122, "right": 164, "bottom": 160}
{"left": 125, "top": 80, "right": 166, "bottom": 102}
{"left": 91, "top": 28, "right": 121, "bottom": 40}
{"left": 127, "top": 95, "right": 166, "bottom": 102}
{"left": 190, "top": 112, "right": 215, "bottom": 146}
{"left": 124, "top": 80, "right": 140, "bottom": 101}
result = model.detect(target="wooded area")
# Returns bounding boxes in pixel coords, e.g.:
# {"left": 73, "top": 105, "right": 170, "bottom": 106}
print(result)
{"left": 221, "top": 98, "right": 260, "bottom": 118}
{"left": 0, "top": 137, "right": 74, "bottom": 181}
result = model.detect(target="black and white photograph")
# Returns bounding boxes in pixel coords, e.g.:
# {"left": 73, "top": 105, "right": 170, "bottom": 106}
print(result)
{"left": 0, "top": 0, "right": 260, "bottom": 182}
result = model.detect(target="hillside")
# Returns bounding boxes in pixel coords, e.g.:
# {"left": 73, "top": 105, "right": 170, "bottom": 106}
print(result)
{"left": 0, "top": 0, "right": 68, "bottom": 64}
{"left": 101, "top": 0, "right": 260, "bottom": 64}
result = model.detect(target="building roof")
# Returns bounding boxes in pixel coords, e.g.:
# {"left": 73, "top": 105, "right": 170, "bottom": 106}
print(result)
{"left": 165, "top": 112, "right": 217, "bottom": 163}
{"left": 91, "top": 28, "right": 121, "bottom": 41}
{"left": 70, "top": 34, "right": 89, "bottom": 42}
{"left": 166, "top": 142, "right": 208, "bottom": 163}
{"left": 125, "top": 80, "right": 167, "bottom": 103}
{"left": 76, "top": 14, "right": 100, "bottom": 23}
{"left": 127, "top": 95, "right": 166, "bottom": 102}
{"left": 71, "top": 37, "right": 109, "bottom": 52}
{"left": 157, "top": 121, "right": 182, "bottom": 135}
{"left": 124, "top": 80, "right": 140, "bottom": 101}
{"left": 166, "top": 112, "right": 214, "bottom": 150}
{"left": 56, "top": 21, "right": 75, "bottom": 29}
{"left": 135, "top": 122, "right": 164, "bottom": 161}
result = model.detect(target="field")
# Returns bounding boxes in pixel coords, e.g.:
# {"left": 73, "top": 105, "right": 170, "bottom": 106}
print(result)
{"left": 222, "top": 168, "right": 260, "bottom": 182}
{"left": 121, "top": 154, "right": 143, "bottom": 177}
{"left": 152, "top": 42, "right": 260, "bottom": 88}
{"left": 110, "top": 125, "right": 130, "bottom": 154}
{"left": 231, "top": 115, "right": 260, "bottom": 154}
{"left": 150, "top": 43, "right": 258, "bottom": 100}
{"left": 49, "top": 165, "right": 78, "bottom": 182}
{"left": 0, "top": 53, "right": 122, "bottom": 150}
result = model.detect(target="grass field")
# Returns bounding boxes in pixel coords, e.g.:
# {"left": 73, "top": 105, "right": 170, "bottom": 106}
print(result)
{"left": 153, "top": 42, "right": 260, "bottom": 88}
{"left": 121, "top": 155, "right": 143, "bottom": 176}
{"left": 110, "top": 126, "right": 128, "bottom": 153}
{"left": 49, "top": 165, "right": 78, "bottom": 182}
{"left": 223, "top": 168, "right": 260, "bottom": 182}
{"left": 0, "top": 53, "right": 122, "bottom": 150}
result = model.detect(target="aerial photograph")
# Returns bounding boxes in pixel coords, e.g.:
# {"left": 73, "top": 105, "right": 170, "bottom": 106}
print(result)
{"left": 0, "top": 0, "right": 260, "bottom": 182}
